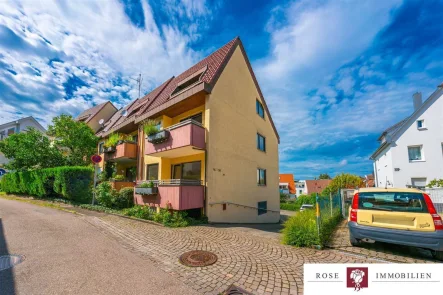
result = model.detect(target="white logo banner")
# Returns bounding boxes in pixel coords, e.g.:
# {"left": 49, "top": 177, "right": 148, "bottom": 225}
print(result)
{"left": 304, "top": 263, "right": 443, "bottom": 295}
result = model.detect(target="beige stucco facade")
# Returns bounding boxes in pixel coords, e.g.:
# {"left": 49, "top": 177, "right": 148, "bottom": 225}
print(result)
{"left": 88, "top": 103, "right": 118, "bottom": 133}
{"left": 205, "top": 46, "right": 280, "bottom": 223}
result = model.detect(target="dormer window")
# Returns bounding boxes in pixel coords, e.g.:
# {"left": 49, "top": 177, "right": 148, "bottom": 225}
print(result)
{"left": 417, "top": 120, "right": 425, "bottom": 129}
{"left": 171, "top": 66, "right": 207, "bottom": 97}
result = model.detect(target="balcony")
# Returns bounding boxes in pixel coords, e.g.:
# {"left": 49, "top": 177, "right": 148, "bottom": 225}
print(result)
{"left": 134, "top": 179, "right": 204, "bottom": 210}
{"left": 104, "top": 142, "right": 137, "bottom": 162}
{"left": 145, "top": 119, "right": 205, "bottom": 158}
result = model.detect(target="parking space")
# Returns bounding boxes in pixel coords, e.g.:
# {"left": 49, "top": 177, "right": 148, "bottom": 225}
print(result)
{"left": 328, "top": 219, "right": 440, "bottom": 263}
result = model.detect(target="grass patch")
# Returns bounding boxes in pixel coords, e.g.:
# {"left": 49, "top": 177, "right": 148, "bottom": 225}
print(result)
{"left": 280, "top": 203, "right": 299, "bottom": 211}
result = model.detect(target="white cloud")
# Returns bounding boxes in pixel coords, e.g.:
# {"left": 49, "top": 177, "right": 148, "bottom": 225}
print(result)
{"left": 0, "top": 0, "right": 213, "bottom": 126}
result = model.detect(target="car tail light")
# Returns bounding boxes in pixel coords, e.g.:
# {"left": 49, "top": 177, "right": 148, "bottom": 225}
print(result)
{"left": 423, "top": 193, "right": 443, "bottom": 230}
{"left": 350, "top": 193, "right": 359, "bottom": 222}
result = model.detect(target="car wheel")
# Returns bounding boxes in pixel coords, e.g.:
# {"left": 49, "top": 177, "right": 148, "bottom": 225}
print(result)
{"left": 431, "top": 251, "right": 443, "bottom": 261}
{"left": 350, "top": 235, "right": 362, "bottom": 247}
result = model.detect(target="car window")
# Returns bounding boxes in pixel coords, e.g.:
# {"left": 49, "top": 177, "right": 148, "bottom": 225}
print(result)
{"left": 358, "top": 192, "right": 428, "bottom": 213}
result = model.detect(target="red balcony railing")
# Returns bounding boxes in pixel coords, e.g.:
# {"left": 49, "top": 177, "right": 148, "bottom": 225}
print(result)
{"left": 145, "top": 119, "right": 205, "bottom": 156}
{"left": 134, "top": 179, "right": 204, "bottom": 210}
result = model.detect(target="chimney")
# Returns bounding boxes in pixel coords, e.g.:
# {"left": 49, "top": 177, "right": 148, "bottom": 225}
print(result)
{"left": 413, "top": 92, "right": 422, "bottom": 111}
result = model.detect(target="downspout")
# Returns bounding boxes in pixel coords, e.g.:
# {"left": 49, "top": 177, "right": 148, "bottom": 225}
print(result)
{"left": 373, "top": 161, "right": 378, "bottom": 188}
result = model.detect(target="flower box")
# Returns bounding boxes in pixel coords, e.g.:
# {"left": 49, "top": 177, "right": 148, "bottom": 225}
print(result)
{"left": 104, "top": 146, "right": 116, "bottom": 153}
{"left": 147, "top": 130, "right": 170, "bottom": 144}
{"left": 135, "top": 187, "right": 158, "bottom": 195}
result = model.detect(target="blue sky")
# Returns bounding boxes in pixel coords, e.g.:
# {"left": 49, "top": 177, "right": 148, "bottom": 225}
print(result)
{"left": 1, "top": 0, "right": 442, "bottom": 179}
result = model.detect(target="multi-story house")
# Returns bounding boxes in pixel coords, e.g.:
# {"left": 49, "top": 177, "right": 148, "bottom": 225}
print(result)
{"left": 370, "top": 85, "right": 443, "bottom": 189}
{"left": 76, "top": 101, "right": 118, "bottom": 133}
{"left": 305, "top": 179, "right": 331, "bottom": 195}
{"left": 0, "top": 116, "right": 47, "bottom": 167}
{"left": 80, "top": 37, "right": 280, "bottom": 223}
{"left": 295, "top": 180, "right": 306, "bottom": 197}
{"left": 279, "top": 174, "right": 296, "bottom": 198}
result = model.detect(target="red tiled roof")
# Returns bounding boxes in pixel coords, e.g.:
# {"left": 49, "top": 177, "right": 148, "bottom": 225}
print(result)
{"left": 305, "top": 180, "right": 332, "bottom": 194}
{"left": 99, "top": 37, "right": 280, "bottom": 142}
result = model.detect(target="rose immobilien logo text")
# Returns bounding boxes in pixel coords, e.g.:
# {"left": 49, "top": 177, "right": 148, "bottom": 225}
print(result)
{"left": 347, "top": 267, "right": 368, "bottom": 291}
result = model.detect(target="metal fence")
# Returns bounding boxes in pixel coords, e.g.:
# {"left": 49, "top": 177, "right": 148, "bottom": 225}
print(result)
{"left": 317, "top": 193, "right": 342, "bottom": 220}
{"left": 425, "top": 188, "right": 443, "bottom": 214}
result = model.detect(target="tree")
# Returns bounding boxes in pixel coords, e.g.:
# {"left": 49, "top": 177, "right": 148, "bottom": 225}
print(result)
{"left": 322, "top": 173, "right": 363, "bottom": 195}
{"left": 318, "top": 173, "right": 331, "bottom": 179}
{"left": 0, "top": 128, "right": 65, "bottom": 171}
{"left": 47, "top": 114, "right": 98, "bottom": 166}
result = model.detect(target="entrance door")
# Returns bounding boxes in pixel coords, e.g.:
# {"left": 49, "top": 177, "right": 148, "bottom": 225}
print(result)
{"left": 172, "top": 164, "right": 182, "bottom": 179}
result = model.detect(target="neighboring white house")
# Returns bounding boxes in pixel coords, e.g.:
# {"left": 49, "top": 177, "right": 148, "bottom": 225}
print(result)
{"left": 370, "top": 85, "right": 443, "bottom": 189}
{"left": 0, "top": 116, "right": 47, "bottom": 167}
{"left": 295, "top": 180, "right": 307, "bottom": 197}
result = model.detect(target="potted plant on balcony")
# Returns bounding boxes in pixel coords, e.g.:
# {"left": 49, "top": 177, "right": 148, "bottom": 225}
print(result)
{"left": 144, "top": 120, "right": 169, "bottom": 144}
{"left": 135, "top": 181, "right": 158, "bottom": 195}
{"left": 104, "top": 133, "right": 120, "bottom": 152}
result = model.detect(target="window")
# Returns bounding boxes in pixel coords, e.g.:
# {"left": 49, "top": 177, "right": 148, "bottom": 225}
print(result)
{"left": 258, "top": 201, "right": 267, "bottom": 215}
{"left": 98, "top": 142, "right": 104, "bottom": 154}
{"left": 256, "top": 99, "right": 264, "bottom": 119}
{"left": 7, "top": 128, "right": 15, "bottom": 135}
{"left": 411, "top": 178, "right": 427, "bottom": 190}
{"left": 299, "top": 190, "right": 302, "bottom": 194}
{"left": 408, "top": 145, "right": 423, "bottom": 161}
{"left": 257, "top": 133, "right": 266, "bottom": 152}
{"left": 0, "top": 131, "right": 5, "bottom": 140}
{"left": 146, "top": 164, "right": 159, "bottom": 180}
{"left": 172, "top": 161, "right": 201, "bottom": 180}
{"left": 417, "top": 120, "right": 425, "bottom": 129}
{"left": 171, "top": 73, "right": 202, "bottom": 96}
{"left": 358, "top": 192, "right": 428, "bottom": 213}
{"left": 180, "top": 112, "right": 203, "bottom": 124}
{"left": 257, "top": 168, "right": 266, "bottom": 186}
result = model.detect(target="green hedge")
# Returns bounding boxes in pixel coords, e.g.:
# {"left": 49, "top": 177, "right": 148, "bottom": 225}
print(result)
{"left": 1, "top": 167, "right": 93, "bottom": 202}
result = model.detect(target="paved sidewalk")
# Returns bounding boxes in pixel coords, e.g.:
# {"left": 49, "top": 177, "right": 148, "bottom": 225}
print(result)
{"left": 86, "top": 214, "right": 379, "bottom": 295}
{"left": 328, "top": 219, "right": 439, "bottom": 263}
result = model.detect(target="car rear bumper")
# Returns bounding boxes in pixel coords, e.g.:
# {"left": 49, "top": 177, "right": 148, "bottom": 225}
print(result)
{"left": 348, "top": 222, "right": 443, "bottom": 251}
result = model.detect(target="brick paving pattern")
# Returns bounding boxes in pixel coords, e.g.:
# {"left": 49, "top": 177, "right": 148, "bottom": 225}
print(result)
{"left": 328, "top": 219, "right": 440, "bottom": 263}
{"left": 84, "top": 215, "right": 379, "bottom": 295}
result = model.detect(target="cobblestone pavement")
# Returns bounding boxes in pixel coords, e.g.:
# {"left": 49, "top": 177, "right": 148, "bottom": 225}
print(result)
{"left": 85, "top": 215, "right": 379, "bottom": 295}
{"left": 328, "top": 219, "right": 440, "bottom": 263}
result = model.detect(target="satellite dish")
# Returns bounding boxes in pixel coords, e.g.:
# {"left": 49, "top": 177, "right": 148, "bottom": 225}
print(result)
{"left": 121, "top": 110, "right": 128, "bottom": 117}
{"left": 98, "top": 119, "right": 104, "bottom": 125}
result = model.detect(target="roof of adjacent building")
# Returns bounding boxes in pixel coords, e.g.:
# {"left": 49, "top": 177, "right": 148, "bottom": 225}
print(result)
{"left": 0, "top": 116, "right": 46, "bottom": 132}
{"left": 76, "top": 101, "right": 117, "bottom": 123}
{"left": 95, "top": 37, "right": 279, "bottom": 142}
{"left": 279, "top": 174, "right": 296, "bottom": 194}
{"left": 371, "top": 83, "right": 443, "bottom": 160}
{"left": 305, "top": 179, "right": 332, "bottom": 194}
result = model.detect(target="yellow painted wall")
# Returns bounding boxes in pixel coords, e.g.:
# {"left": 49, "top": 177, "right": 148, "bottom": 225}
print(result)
{"left": 206, "top": 46, "right": 280, "bottom": 223}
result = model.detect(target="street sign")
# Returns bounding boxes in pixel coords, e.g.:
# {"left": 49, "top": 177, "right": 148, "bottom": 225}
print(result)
{"left": 91, "top": 154, "right": 102, "bottom": 164}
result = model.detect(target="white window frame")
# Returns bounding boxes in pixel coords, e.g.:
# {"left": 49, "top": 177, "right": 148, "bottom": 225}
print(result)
{"left": 416, "top": 119, "right": 425, "bottom": 130}
{"left": 407, "top": 145, "right": 424, "bottom": 162}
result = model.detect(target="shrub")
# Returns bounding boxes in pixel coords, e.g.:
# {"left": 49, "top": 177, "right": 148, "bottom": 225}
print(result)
{"left": 114, "top": 187, "right": 134, "bottom": 209}
{"left": 138, "top": 181, "right": 154, "bottom": 188}
{"left": 104, "top": 133, "right": 121, "bottom": 148}
{"left": 282, "top": 210, "right": 319, "bottom": 247}
{"left": 280, "top": 192, "right": 289, "bottom": 202}
{"left": 123, "top": 205, "right": 154, "bottom": 219}
{"left": 280, "top": 203, "right": 299, "bottom": 211}
{"left": 143, "top": 120, "right": 159, "bottom": 136}
{"left": 0, "top": 167, "right": 93, "bottom": 202}
{"left": 112, "top": 174, "right": 125, "bottom": 181}
{"left": 282, "top": 207, "right": 343, "bottom": 247}
{"left": 94, "top": 181, "right": 117, "bottom": 208}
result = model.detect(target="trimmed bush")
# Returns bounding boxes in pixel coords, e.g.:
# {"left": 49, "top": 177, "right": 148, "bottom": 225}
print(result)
{"left": 114, "top": 187, "right": 134, "bottom": 209}
{"left": 123, "top": 205, "right": 155, "bottom": 220}
{"left": 0, "top": 167, "right": 93, "bottom": 202}
{"left": 280, "top": 202, "right": 299, "bottom": 211}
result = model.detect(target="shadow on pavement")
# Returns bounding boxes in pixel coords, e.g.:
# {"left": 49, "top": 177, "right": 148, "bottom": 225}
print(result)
{"left": 207, "top": 222, "right": 284, "bottom": 236}
{"left": 0, "top": 219, "right": 16, "bottom": 295}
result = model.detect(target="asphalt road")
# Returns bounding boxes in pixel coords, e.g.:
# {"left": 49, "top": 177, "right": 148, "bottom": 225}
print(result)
{"left": 0, "top": 198, "right": 195, "bottom": 295}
